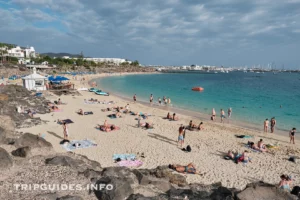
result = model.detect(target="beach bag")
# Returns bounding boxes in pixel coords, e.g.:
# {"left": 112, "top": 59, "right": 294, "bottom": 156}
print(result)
{"left": 186, "top": 145, "right": 191, "bottom": 152}
{"left": 291, "top": 186, "right": 300, "bottom": 196}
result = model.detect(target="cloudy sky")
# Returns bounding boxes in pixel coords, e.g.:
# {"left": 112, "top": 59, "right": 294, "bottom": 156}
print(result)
{"left": 1, "top": 0, "right": 300, "bottom": 68}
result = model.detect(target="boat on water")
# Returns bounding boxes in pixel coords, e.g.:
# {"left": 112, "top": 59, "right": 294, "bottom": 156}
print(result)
{"left": 192, "top": 87, "right": 204, "bottom": 91}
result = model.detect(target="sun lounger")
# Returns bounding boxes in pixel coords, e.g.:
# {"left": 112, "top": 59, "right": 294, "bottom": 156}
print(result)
{"left": 61, "top": 139, "right": 97, "bottom": 151}
{"left": 117, "top": 160, "right": 143, "bottom": 167}
{"left": 58, "top": 119, "right": 74, "bottom": 124}
{"left": 113, "top": 154, "right": 136, "bottom": 160}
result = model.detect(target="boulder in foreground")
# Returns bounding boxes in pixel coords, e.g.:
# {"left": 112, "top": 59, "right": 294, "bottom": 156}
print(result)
{"left": 14, "top": 133, "right": 52, "bottom": 149}
{"left": 0, "top": 147, "right": 13, "bottom": 169}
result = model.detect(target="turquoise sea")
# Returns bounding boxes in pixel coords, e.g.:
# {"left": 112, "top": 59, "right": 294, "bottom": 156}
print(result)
{"left": 96, "top": 72, "right": 300, "bottom": 132}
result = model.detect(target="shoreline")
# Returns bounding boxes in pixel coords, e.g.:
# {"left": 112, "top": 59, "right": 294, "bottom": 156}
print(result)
{"left": 93, "top": 73, "right": 291, "bottom": 138}
{"left": 16, "top": 72, "right": 300, "bottom": 190}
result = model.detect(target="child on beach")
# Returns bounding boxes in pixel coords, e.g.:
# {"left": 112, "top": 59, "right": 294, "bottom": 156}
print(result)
{"left": 264, "top": 119, "right": 269, "bottom": 133}
{"left": 290, "top": 128, "right": 296, "bottom": 144}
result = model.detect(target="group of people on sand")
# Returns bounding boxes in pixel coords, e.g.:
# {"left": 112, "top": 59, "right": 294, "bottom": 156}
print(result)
{"left": 227, "top": 150, "right": 252, "bottom": 164}
{"left": 177, "top": 122, "right": 204, "bottom": 148}
{"left": 166, "top": 112, "right": 179, "bottom": 121}
{"left": 132, "top": 94, "right": 171, "bottom": 106}
{"left": 211, "top": 108, "right": 232, "bottom": 123}
{"left": 188, "top": 120, "right": 204, "bottom": 130}
{"left": 247, "top": 139, "right": 268, "bottom": 152}
{"left": 264, "top": 117, "right": 277, "bottom": 133}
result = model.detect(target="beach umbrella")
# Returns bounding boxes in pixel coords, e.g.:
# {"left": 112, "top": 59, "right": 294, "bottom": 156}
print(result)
{"left": 48, "top": 76, "right": 69, "bottom": 82}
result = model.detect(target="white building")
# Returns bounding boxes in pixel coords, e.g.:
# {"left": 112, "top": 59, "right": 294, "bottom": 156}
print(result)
{"left": 7, "top": 46, "right": 36, "bottom": 59}
{"left": 22, "top": 67, "right": 47, "bottom": 91}
{"left": 84, "top": 58, "right": 129, "bottom": 65}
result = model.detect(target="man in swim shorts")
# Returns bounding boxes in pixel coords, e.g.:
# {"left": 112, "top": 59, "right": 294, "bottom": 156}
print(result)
{"left": 178, "top": 130, "right": 184, "bottom": 148}
{"left": 220, "top": 109, "right": 225, "bottom": 123}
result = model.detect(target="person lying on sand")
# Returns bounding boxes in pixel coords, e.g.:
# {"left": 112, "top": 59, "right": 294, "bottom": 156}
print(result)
{"left": 279, "top": 174, "right": 293, "bottom": 191}
{"left": 248, "top": 141, "right": 268, "bottom": 152}
{"left": 27, "top": 110, "right": 34, "bottom": 118}
{"left": 49, "top": 105, "right": 59, "bottom": 112}
{"left": 101, "top": 107, "right": 112, "bottom": 112}
{"left": 168, "top": 163, "right": 201, "bottom": 174}
{"left": 131, "top": 111, "right": 139, "bottom": 115}
{"left": 236, "top": 150, "right": 251, "bottom": 164}
{"left": 77, "top": 109, "right": 83, "bottom": 115}
{"left": 141, "top": 122, "right": 153, "bottom": 129}
{"left": 198, "top": 122, "right": 204, "bottom": 130}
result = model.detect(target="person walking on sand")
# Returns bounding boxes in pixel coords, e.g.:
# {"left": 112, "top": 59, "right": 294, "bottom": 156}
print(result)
{"left": 133, "top": 94, "right": 137, "bottom": 103}
{"left": 264, "top": 119, "right": 269, "bottom": 133}
{"left": 63, "top": 122, "right": 68, "bottom": 140}
{"left": 270, "top": 117, "right": 276, "bottom": 133}
{"left": 211, "top": 108, "right": 216, "bottom": 121}
{"left": 150, "top": 94, "right": 153, "bottom": 105}
{"left": 220, "top": 109, "right": 225, "bottom": 123}
{"left": 289, "top": 128, "right": 296, "bottom": 144}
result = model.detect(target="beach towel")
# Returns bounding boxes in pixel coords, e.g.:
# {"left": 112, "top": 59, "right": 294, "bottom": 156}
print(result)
{"left": 117, "top": 160, "right": 143, "bottom": 167}
{"left": 108, "top": 114, "right": 117, "bottom": 119}
{"left": 84, "top": 111, "right": 93, "bottom": 115}
{"left": 113, "top": 154, "right": 136, "bottom": 160}
{"left": 266, "top": 144, "right": 279, "bottom": 149}
{"left": 58, "top": 119, "right": 74, "bottom": 124}
{"left": 235, "top": 135, "right": 253, "bottom": 139}
{"left": 61, "top": 139, "right": 97, "bottom": 151}
{"left": 244, "top": 144, "right": 261, "bottom": 152}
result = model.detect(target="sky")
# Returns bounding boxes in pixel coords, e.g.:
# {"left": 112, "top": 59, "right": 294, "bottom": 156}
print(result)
{"left": 1, "top": 0, "right": 300, "bottom": 68}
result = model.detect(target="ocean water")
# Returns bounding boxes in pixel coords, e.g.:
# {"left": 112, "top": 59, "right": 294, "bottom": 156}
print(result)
{"left": 96, "top": 72, "right": 300, "bottom": 132}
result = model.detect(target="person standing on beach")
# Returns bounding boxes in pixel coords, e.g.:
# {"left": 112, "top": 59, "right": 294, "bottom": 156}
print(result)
{"left": 228, "top": 108, "right": 232, "bottom": 118}
{"left": 220, "top": 109, "right": 225, "bottom": 123}
{"left": 167, "top": 97, "right": 171, "bottom": 106}
{"left": 63, "top": 122, "right": 68, "bottom": 140}
{"left": 270, "top": 117, "right": 276, "bottom": 133}
{"left": 289, "top": 128, "right": 296, "bottom": 144}
{"left": 158, "top": 97, "right": 162, "bottom": 105}
{"left": 163, "top": 96, "right": 167, "bottom": 105}
{"left": 178, "top": 127, "right": 184, "bottom": 148}
{"left": 133, "top": 94, "right": 137, "bottom": 103}
{"left": 211, "top": 108, "right": 216, "bottom": 121}
{"left": 150, "top": 94, "right": 153, "bottom": 105}
{"left": 264, "top": 119, "right": 269, "bottom": 133}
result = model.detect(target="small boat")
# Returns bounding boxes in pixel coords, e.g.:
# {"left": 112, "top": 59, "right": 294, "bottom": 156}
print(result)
{"left": 192, "top": 87, "right": 204, "bottom": 91}
{"left": 89, "top": 88, "right": 98, "bottom": 92}
{"left": 94, "top": 89, "right": 109, "bottom": 96}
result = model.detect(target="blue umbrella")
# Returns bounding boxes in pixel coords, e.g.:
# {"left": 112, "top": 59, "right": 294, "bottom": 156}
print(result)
{"left": 48, "top": 76, "right": 69, "bottom": 82}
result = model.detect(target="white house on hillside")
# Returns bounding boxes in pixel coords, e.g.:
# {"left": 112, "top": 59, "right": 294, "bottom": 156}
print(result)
{"left": 22, "top": 67, "right": 47, "bottom": 91}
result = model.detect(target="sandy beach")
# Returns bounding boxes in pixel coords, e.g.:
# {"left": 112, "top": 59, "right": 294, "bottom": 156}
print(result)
{"left": 17, "top": 72, "right": 300, "bottom": 190}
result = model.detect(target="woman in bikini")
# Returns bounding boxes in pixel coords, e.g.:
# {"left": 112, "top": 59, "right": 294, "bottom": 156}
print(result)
{"left": 168, "top": 163, "right": 200, "bottom": 174}
{"left": 290, "top": 128, "right": 296, "bottom": 144}
{"left": 279, "top": 175, "right": 292, "bottom": 191}
{"left": 212, "top": 108, "right": 216, "bottom": 121}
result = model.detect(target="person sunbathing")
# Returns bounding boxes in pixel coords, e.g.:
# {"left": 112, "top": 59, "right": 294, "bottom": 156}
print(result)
{"left": 172, "top": 113, "right": 179, "bottom": 121}
{"left": 189, "top": 120, "right": 196, "bottom": 129}
{"left": 166, "top": 112, "right": 170, "bottom": 119}
{"left": 50, "top": 106, "right": 59, "bottom": 112}
{"left": 77, "top": 109, "right": 83, "bottom": 115}
{"left": 27, "top": 110, "right": 33, "bottom": 118}
{"left": 141, "top": 122, "right": 153, "bottom": 129}
{"left": 101, "top": 107, "right": 112, "bottom": 112}
{"left": 236, "top": 150, "right": 251, "bottom": 164}
{"left": 57, "top": 98, "right": 62, "bottom": 105}
{"left": 116, "top": 112, "right": 122, "bottom": 118}
{"left": 131, "top": 111, "right": 138, "bottom": 115}
{"left": 249, "top": 141, "right": 267, "bottom": 152}
{"left": 168, "top": 163, "right": 201, "bottom": 174}
{"left": 198, "top": 122, "right": 204, "bottom": 130}
{"left": 257, "top": 139, "right": 268, "bottom": 152}
{"left": 227, "top": 150, "right": 235, "bottom": 159}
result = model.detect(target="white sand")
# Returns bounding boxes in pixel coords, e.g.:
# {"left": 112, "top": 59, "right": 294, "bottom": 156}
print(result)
{"left": 17, "top": 73, "right": 300, "bottom": 190}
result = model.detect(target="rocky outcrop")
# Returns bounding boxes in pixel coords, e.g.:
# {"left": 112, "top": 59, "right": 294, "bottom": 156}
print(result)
{"left": 0, "top": 85, "right": 49, "bottom": 128}
{"left": 0, "top": 147, "right": 13, "bottom": 169}
{"left": 236, "top": 182, "right": 298, "bottom": 200}
{"left": 45, "top": 155, "right": 102, "bottom": 173}
{"left": 15, "top": 133, "right": 52, "bottom": 149}
{"left": 11, "top": 146, "right": 31, "bottom": 157}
